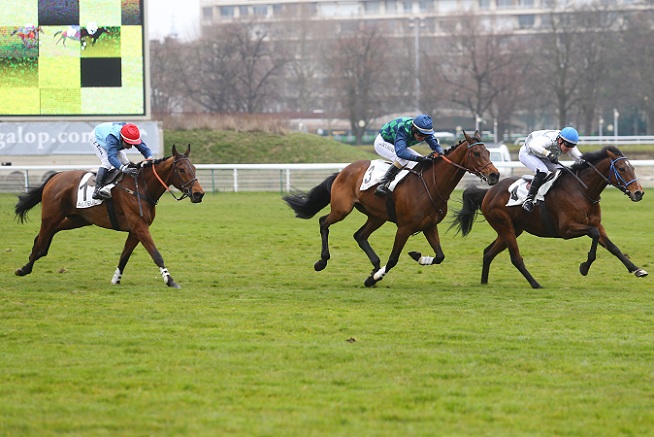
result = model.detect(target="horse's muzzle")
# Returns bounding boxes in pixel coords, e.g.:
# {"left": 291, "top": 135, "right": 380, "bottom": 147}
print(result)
{"left": 487, "top": 172, "right": 500, "bottom": 186}
{"left": 191, "top": 191, "right": 205, "bottom": 203}
{"left": 629, "top": 190, "right": 644, "bottom": 202}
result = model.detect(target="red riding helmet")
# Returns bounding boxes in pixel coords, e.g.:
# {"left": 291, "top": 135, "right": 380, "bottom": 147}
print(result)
{"left": 120, "top": 123, "right": 142, "bottom": 145}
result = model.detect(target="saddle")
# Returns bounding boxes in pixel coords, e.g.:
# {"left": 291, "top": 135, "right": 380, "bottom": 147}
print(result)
{"left": 76, "top": 170, "right": 123, "bottom": 209}
{"left": 360, "top": 160, "right": 417, "bottom": 192}
{"left": 505, "top": 171, "right": 562, "bottom": 208}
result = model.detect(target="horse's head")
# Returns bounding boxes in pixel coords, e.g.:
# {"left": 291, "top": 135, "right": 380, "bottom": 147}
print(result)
{"left": 461, "top": 130, "right": 500, "bottom": 185}
{"left": 605, "top": 147, "right": 644, "bottom": 202}
{"left": 171, "top": 144, "right": 205, "bottom": 203}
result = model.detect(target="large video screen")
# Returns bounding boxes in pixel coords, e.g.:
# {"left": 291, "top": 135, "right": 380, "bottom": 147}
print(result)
{"left": 0, "top": 0, "right": 146, "bottom": 117}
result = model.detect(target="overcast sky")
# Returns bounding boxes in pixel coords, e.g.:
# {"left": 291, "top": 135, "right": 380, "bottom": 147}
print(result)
{"left": 147, "top": 0, "right": 200, "bottom": 41}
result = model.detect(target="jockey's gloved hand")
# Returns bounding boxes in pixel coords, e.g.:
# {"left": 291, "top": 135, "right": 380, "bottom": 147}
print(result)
{"left": 547, "top": 152, "right": 558, "bottom": 163}
{"left": 578, "top": 159, "right": 587, "bottom": 165}
{"left": 119, "top": 164, "right": 138, "bottom": 176}
{"left": 427, "top": 151, "right": 441, "bottom": 159}
{"left": 416, "top": 155, "right": 430, "bottom": 163}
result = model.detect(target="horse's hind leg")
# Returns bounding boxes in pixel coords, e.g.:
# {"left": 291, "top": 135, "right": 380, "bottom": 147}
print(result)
{"left": 111, "top": 233, "right": 141, "bottom": 285}
{"left": 15, "top": 216, "right": 84, "bottom": 276}
{"left": 314, "top": 202, "right": 354, "bottom": 272}
{"left": 353, "top": 217, "right": 385, "bottom": 271}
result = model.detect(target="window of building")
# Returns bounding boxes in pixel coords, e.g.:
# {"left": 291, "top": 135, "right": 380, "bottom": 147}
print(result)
{"left": 518, "top": 14, "right": 535, "bottom": 28}
{"left": 202, "top": 7, "right": 213, "bottom": 20}
{"left": 239, "top": 6, "right": 248, "bottom": 17}
{"left": 365, "top": 1, "right": 381, "bottom": 13}
{"left": 385, "top": 0, "right": 396, "bottom": 13}
{"left": 403, "top": 1, "right": 413, "bottom": 13}
{"left": 273, "top": 4, "right": 284, "bottom": 15}
{"left": 253, "top": 5, "right": 268, "bottom": 17}
{"left": 220, "top": 6, "right": 234, "bottom": 17}
{"left": 518, "top": 0, "right": 534, "bottom": 7}
{"left": 497, "top": 0, "right": 513, "bottom": 9}
{"left": 478, "top": 0, "right": 491, "bottom": 9}
{"left": 419, "top": 0, "right": 435, "bottom": 12}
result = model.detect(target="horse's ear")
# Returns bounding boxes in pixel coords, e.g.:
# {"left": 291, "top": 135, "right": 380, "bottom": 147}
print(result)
{"left": 474, "top": 129, "right": 481, "bottom": 139}
{"left": 463, "top": 130, "right": 472, "bottom": 142}
{"left": 172, "top": 144, "right": 178, "bottom": 156}
{"left": 185, "top": 144, "right": 191, "bottom": 156}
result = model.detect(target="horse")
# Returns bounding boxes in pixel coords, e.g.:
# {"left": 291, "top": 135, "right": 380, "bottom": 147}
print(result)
{"left": 283, "top": 131, "right": 500, "bottom": 287}
{"left": 14, "top": 145, "right": 205, "bottom": 289}
{"left": 54, "top": 26, "right": 107, "bottom": 49}
{"left": 452, "top": 145, "right": 647, "bottom": 289}
{"left": 12, "top": 25, "right": 44, "bottom": 49}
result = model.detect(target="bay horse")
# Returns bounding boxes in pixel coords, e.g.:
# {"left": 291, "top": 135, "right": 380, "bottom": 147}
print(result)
{"left": 14, "top": 145, "right": 204, "bottom": 288}
{"left": 12, "top": 25, "right": 44, "bottom": 49}
{"left": 452, "top": 146, "right": 646, "bottom": 289}
{"left": 283, "top": 131, "right": 500, "bottom": 287}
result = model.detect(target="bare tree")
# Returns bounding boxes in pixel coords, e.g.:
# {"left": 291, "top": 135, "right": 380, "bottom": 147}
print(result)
{"left": 150, "top": 38, "right": 187, "bottom": 115}
{"left": 322, "top": 27, "right": 393, "bottom": 144}
{"left": 423, "top": 17, "right": 524, "bottom": 138}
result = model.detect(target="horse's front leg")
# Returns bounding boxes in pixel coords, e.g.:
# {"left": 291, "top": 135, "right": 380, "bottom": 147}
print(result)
{"left": 131, "top": 224, "right": 181, "bottom": 288}
{"left": 579, "top": 227, "right": 600, "bottom": 276}
{"left": 597, "top": 224, "right": 648, "bottom": 278}
{"left": 365, "top": 228, "right": 411, "bottom": 287}
{"left": 408, "top": 225, "right": 445, "bottom": 266}
{"left": 353, "top": 217, "right": 385, "bottom": 271}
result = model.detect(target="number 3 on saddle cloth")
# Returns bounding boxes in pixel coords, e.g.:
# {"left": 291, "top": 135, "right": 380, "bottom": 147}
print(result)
{"left": 360, "top": 160, "right": 418, "bottom": 192}
{"left": 76, "top": 171, "right": 120, "bottom": 208}
{"left": 506, "top": 170, "right": 563, "bottom": 207}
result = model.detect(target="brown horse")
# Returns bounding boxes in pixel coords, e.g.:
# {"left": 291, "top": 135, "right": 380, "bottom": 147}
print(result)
{"left": 283, "top": 131, "right": 500, "bottom": 287}
{"left": 14, "top": 145, "right": 204, "bottom": 288}
{"left": 452, "top": 145, "right": 646, "bottom": 288}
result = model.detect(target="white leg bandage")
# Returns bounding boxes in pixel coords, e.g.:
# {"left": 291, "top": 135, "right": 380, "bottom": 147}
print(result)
{"left": 160, "top": 267, "right": 170, "bottom": 284}
{"left": 373, "top": 266, "right": 387, "bottom": 281}
{"left": 111, "top": 267, "right": 122, "bottom": 284}
{"left": 418, "top": 256, "right": 434, "bottom": 265}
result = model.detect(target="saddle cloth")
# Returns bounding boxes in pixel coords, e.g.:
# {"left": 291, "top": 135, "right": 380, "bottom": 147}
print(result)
{"left": 506, "top": 170, "right": 563, "bottom": 207}
{"left": 360, "top": 160, "right": 418, "bottom": 192}
{"left": 76, "top": 172, "right": 117, "bottom": 209}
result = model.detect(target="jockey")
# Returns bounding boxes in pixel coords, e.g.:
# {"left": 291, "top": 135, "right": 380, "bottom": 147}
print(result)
{"left": 518, "top": 126, "right": 585, "bottom": 212}
{"left": 373, "top": 114, "right": 443, "bottom": 197}
{"left": 89, "top": 122, "right": 154, "bottom": 200}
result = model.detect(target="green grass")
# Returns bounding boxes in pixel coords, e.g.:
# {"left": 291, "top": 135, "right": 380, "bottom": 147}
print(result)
{"left": 163, "top": 130, "right": 377, "bottom": 164}
{"left": 1, "top": 190, "right": 653, "bottom": 436}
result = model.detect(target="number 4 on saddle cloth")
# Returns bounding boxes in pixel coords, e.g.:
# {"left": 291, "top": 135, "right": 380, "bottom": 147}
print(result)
{"left": 505, "top": 170, "right": 563, "bottom": 208}
{"left": 76, "top": 171, "right": 121, "bottom": 208}
{"left": 359, "top": 160, "right": 419, "bottom": 192}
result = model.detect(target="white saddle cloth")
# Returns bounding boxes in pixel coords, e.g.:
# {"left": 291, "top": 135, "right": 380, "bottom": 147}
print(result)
{"left": 76, "top": 172, "right": 116, "bottom": 208}
{"left": 360, "top": 160, "right": 418, "bottom": 192}
{"left": 506, "top": 170, "right": 562, "bottom": 207}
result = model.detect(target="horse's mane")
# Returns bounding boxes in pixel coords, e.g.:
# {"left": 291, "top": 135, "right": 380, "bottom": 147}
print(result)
{"left": 140, "top": 156, "right": 170, "bottom": 167}
{"left": 570, "top": 146, "right": 623, "bottom": 171}
{"left": 443, "top": 136, "right": 482, "bottom": 155}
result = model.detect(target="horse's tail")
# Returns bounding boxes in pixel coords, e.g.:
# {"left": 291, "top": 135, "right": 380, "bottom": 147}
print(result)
{"left": 53, "top": 30, "right": 61, "bottom": 37}
{"left": 451, "top": 185, "right": 489, "bottom": 237}
{"left": 283, "top": 173, "right": 338, "bottom": 219}
{"left": 15, "top": 174, "right": 56, "bottom": 223}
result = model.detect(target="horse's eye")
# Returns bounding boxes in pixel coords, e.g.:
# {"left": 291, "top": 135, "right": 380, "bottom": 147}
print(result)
{"left": 473, "top": 151, "right": 480, "bottom": 157}
{"left": 178, "top": 168, "right": 186, "bottom": 174}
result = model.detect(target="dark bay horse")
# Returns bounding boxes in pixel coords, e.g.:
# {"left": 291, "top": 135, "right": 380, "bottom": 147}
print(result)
{"left": 14, "top": 145, "right": 204, "bottom": 288}
{"left": 452, "top": 146, "right": 646, "bottom": 288}
{"left": 284, "top": 131, "right": 500, "bottom": 287}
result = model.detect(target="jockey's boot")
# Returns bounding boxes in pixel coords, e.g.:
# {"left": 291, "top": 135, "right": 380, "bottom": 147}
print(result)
{"left": 375, "top": 164, "right": 402, "bottom": 197}
{"left": 522, "top": 170, "right": 547, "bottom": 212}
{"left": 92, "top": 167, "right": 112, "bottom": 200}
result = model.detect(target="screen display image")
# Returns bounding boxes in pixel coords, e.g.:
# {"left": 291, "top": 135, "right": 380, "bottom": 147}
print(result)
{"left": 0, "top": 0, "right": 146, "bottom": 117}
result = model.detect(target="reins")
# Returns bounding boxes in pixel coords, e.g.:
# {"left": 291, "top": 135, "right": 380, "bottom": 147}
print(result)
{"left": 151, "top": 156, "right": 198, "bottom": 201}
{"left": 573, "top": 156, "right": 637, "bottom": 201}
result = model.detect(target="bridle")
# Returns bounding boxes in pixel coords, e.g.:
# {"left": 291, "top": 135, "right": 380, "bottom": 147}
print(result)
{"left": 580, "top": 156, "right": 638, "bottom": 196}
{"left": 151, "top": 155, "right": 199, "bottom": 201}
{"left": 415, "top": 138, "right": 494, "bottom": 211}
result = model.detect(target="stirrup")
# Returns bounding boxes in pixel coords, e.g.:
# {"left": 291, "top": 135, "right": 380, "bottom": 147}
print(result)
{"left": 522, "top": 198, "right": 534, "bottom": 212}
{"left": 375, "top": 185, "right": 388, "bottom": 197}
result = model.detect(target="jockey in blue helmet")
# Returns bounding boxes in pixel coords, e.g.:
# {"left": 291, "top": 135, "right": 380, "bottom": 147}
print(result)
{"left": 373, "top": 114, "right": 444, "bottom": 196}
{"left": 518, "top": 126, "right": 584, "bottom": 212}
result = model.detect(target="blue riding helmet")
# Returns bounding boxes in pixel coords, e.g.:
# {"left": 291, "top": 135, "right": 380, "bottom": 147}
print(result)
{"left": 559, "top": 127, "right": 579, "bottom": 145}
{"left": 412, "top": 114, "right": 435, "bottom": 135}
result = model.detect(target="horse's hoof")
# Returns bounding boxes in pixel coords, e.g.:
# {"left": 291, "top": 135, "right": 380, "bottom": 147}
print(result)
{"left": 408, "top": 251, "right": 421, "bottom": 262}
{"left": 579, "top": 263, "right": 590, "bottom": 276}
{"left": 634, "top": 268, "right": 648, "bottom": 278}
{"left": 167, "top": 280, "right": 181, "bottom": 289}
{"left": 15, "top": 268, "right": 24, "bottom": 276}
{"left": 314, "top": 259, "right": 327, "bottom": 271}
{"left": 364, "top": 276, "right": 377, "bottom": 288}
